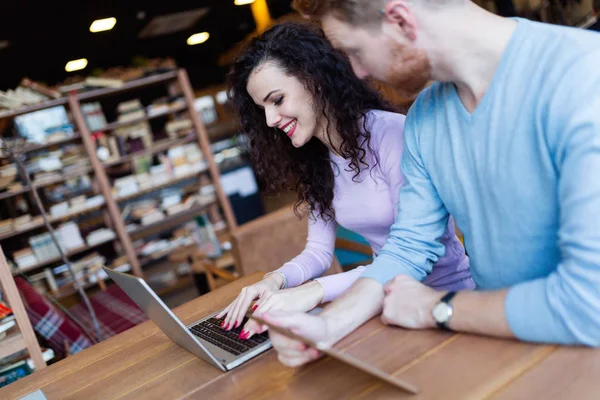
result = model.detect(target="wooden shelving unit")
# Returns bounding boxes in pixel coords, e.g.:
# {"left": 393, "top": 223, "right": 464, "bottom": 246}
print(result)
{"left": 1, "top": 69, "right": 238, "bottom": 294}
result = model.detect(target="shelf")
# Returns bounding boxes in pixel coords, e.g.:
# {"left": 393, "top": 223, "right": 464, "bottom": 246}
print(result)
{"left": 104, "top": 133, "right": 196, "bottom": 167}
{"left": 0, "top": 97, "right": 69, "bottom": 120}
{"left": 115, "top": 168, "right": 208, "bottom": 203}
{"left": 12, "top": 235, "right": 116, "bottom": 275}
{"left": 92, "top": 103, "right": 187, "bottom": 134}
{"left": 77, "top": 70, "right": 179, "bottom": 101}
{"left": 0, "top": 328, "right": 27, "bottom": 359}
{"left": 139, "top": 243, "right": 196, "bottom": 266}
{"left": 0, "top": 186, "right": 29, "bottom": 201}
{"left": 129, "top": 202, "right": 216, "bottom": 241}
{"left": 0, "top": 202, "right": 105, "bottom": 241}
{"left": 0, "top": 166, "right": 92, "bottom": 202}
{"left": 0, "top": 71, "right": 179, "bottom": 120}
{"left": 32, "top": 166, "right": 93, "bottom": 188}
{"left": 24, "top": 134, "right": 81, "bottom": 153}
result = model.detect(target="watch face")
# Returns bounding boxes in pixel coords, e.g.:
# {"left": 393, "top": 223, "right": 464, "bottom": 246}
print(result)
{"left": 432, "top": 302, "right": 451, "bottom": 323}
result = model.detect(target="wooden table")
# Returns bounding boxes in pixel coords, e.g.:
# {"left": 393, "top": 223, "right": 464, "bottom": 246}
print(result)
{"left": 2, "top": 272, "right": 600, "bottom": 399}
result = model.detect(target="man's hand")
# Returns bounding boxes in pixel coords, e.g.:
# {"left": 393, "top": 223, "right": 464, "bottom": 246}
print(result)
{"left": 259, "top": 278, "right": 385, "bottom": 368}
{"left": 382, "top": 275, "right": 440, "bottom": 329}
{"left": 260, "top": 311, "right": 332, "bottom": 367}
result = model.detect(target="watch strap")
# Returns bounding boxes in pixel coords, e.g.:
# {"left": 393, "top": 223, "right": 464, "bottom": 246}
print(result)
{"left": 436, "top": 291, "right": 457, "bottom": 331}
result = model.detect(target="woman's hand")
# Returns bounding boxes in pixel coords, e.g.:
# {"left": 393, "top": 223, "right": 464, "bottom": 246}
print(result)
{"left": 216, "top": 273, "right": 284, "bottom": 330}
{"left": 240, "top": 281, "right": 325, "bottom": 339}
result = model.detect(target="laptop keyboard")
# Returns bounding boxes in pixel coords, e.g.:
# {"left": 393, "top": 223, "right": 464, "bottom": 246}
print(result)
{"left": 189, "top": 316, "right": 269, "bottom": 356}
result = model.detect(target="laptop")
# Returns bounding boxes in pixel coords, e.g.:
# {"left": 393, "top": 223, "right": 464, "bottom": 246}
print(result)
{"left": 103, "top": 267, "right": 272, "bottom": 371}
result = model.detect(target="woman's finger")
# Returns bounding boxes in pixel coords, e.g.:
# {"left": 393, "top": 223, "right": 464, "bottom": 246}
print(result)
{"left": 228, "top": 287, "right": 258, "bottom": 330}
{"left": 215, "top": 302, "right": 232, "bottom": 320}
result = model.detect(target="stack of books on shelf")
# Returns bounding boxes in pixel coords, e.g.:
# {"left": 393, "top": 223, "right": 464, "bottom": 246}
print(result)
{"left": 3, "top": 215, "right": 44, "bottom": 233}
{"left": 146, "top": 96, "right": 185, "bottom": 117}
{"left": 27, "top": 145, "right": 91, "bottom": 185}
{"left": 10, "top": 224, "right": 116, "bottom": 271}
{"left": 0, "top": 301, "right": 16, "bottom": 339}
{"left": 112, "top": 142, "right": 206, "bottom": 200}
{"left": 81, "top": 102, "right": 108, "bottom": 132}
{"left": 0, "top": 164, "right": 17, "bottom": 191}
{"left": 115, "top": 99, "right": 153, "bottom": 150}
{"left": 12, "top": 248, "right": 37, "bottom": 270}
{"left": 0, "top": 78, "right": 61, "bottom": 112}
{"left": 48, "top": 194, "right": 104, "bottom": 218}
{"left": 0, "top": 301, "right": 55, "bottom": 386}
{"left": 0, "top": 348, "right": 54, "bottom": 388}
{"left": 86, "top": 228, "right": 116, "bottom": 246}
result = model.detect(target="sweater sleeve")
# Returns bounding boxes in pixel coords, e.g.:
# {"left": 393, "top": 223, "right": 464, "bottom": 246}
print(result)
{"left": 275, "top": 212, "right": 337, "bottom": 288}
{"left": 505, "top": 50, "right": 600, "bottom": 346}
{"left": 361, "top": 105, "right": 449, "bottom": 285}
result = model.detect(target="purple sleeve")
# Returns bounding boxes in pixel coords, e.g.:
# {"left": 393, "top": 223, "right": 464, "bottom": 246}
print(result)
{"left": 275, "top": 213, "right": 337, "bottom": 288}
{"left": 315, "top": 266, "right": 367, "bottom": 303}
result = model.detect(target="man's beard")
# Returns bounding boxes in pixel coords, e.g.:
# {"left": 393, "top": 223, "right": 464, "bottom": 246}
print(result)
{"left": 384, "top": 41, "right": 432, "bottom": 99}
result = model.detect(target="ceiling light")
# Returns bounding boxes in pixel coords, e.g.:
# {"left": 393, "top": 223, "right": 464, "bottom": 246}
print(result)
{"left": 65, "top": 58, "right": 88, "bottom": 72}
{"left": 90, "top": 17, "right": 117, "bottom": 33}
{"left": 234, "top": 0, "right": 255, "bottom": 5}
{"left": 187, "top": 32, "right": 210, "bottom": 45}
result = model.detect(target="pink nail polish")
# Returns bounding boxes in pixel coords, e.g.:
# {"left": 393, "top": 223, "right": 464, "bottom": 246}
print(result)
{"left": 234, "top": 321, "right": 240, "bottom": 329}
{"left": 221, "top": 322, "right": 225, "bottom": 328}
{"left": 239, "top": 330, "right": 247, "bottom": 339}
{"left": 225, "top": 323, "right": 230, "bottom": 330}
{"left": 252, "top": 305, "right": 258, "bottom": 311}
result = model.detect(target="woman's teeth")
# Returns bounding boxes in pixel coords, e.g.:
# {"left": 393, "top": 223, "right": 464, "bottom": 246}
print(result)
{"left": 283, "top": 120, "right": 296, "bottom": 134}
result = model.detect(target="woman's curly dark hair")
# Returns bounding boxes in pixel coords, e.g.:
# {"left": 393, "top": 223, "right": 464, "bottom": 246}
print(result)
{"left": 227, "top": 22, "right": 395, "bottom": 221}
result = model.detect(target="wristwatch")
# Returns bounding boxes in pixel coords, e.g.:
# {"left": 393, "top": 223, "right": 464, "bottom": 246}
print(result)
{"left": 432, "top": 291, "right": 457, "bottom": 331}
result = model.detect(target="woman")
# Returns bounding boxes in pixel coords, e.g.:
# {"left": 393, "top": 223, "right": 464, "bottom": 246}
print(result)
{"left": 219, "top": 23, "right": 474, "bottom": 338}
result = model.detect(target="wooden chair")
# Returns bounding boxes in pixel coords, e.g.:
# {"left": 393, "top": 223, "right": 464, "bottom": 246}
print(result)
{"left": 334, "top": 237, "right": 373, "bottom": 271}
{"left": 229, "top": 205, "right": 344, "bottom": 278}
{"left": 169, "top": 245, "right": 238, "bottom": 292}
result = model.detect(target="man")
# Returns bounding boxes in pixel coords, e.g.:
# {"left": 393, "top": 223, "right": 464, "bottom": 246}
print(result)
{"left": 258, "top": 0, "right": 600, "bottom": 367}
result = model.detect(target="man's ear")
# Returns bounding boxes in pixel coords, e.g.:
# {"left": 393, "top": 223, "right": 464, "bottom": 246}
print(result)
{"left": 381, "top": 0, "right": 419, "bottom": 41}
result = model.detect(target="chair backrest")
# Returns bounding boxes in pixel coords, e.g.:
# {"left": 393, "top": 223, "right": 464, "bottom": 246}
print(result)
{"left": 230, "top": 205, "right": 343, "bottom": 278}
